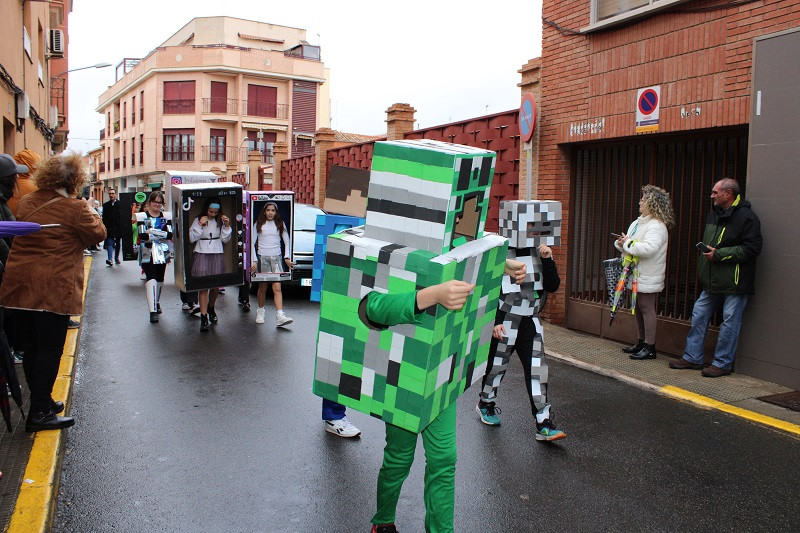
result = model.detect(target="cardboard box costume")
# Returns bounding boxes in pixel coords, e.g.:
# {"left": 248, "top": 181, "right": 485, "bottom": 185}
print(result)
{"left": 244, "top": 191, "right": 295, "bottom": 283}
{"left": 313, "top": 139, "right": 508, "bottom": 433}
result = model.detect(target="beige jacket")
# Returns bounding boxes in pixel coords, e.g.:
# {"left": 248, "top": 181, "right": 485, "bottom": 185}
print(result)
{"left": 0, "top": 189, "right": 106, "bottom": 315}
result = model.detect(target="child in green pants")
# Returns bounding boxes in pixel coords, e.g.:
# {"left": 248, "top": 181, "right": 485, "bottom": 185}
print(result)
{"left": 370, "top": 261, "right": 526, "bottom": 533}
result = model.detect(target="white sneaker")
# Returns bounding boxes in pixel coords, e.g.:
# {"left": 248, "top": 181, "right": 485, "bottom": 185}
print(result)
{"left": 181, "top": 302, "right": 191, "bottom": 311}
{"left": 255, "top": 308, "right": 265, "bottom": 324}
{"left": 324, "top": 417, "right": 361, "bottom": 438}
{"left": 276, "top": 311, "right": 293, "bottom": 327}
{"left": 188, "top": 304, "right": 201, "bottom": 316}
{"left": 140, "top": 271, "right": 147, "bottom": 281}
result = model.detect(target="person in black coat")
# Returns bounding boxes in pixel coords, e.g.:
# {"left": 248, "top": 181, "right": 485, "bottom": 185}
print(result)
{"left": 102, "top": 188, "right": 123, "bottom": 266}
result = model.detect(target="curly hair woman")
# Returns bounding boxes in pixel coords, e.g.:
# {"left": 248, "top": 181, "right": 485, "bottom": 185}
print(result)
{"left": 614, "top": 184, "right": 675, "bottom": 360}
{"left": 0, "top": 153, "right": 106, "bottom": 431}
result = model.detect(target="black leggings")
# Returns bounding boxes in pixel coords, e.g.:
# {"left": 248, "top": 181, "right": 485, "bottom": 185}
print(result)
{"left": 142, "top": 262, "right": 167, "bottom": 282}
{"left": 14, "top": 310, "right": 69, "bottom": 414}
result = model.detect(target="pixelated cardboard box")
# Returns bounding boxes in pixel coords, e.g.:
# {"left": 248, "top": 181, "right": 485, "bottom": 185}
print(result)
{"left": 313, "top": 233, "right": 508, "bottom": 433}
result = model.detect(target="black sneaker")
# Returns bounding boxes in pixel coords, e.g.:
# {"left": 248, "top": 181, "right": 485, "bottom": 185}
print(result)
{"left": 241, "top": 300, "right": 250, "bottom": 312}
{"left": 208, "top": 306, "right": 218, "bottom": 325}
{"left": 157, "top": 304, "right": 162, "bottom": 314}
{"left": 106, "top": 259, "right": 113, "bottom": 267}
{"left": 200, "top": 314, "right": 209, "bottom": 332}
{"left": 149, "top": 312, "right": 159, "bottom": 323}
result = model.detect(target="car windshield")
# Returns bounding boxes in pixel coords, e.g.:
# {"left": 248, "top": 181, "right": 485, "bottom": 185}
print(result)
{"left": 294, "top": 204, "right": 324, "bottom": 231}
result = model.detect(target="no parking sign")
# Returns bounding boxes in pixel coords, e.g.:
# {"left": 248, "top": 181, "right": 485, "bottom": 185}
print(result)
{"left": 635, "top": 86, "right": 660, "bottom": 133}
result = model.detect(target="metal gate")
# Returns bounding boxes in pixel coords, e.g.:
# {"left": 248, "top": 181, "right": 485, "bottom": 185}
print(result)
{"left": 566, "top": 128, "right": 749, "bottom": 355}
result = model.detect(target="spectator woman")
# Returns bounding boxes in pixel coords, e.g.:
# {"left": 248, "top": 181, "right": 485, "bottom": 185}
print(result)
{"left": 8, "top": 149, "right": 40, "bottom": 217}
{"left": 189, "top": 196, "right": 231, "bottom": 332}
{"left": 137, "top": 191, "right": 172, "bottom": 323}
{"left": 0, "top": 154, "right": 105, "bottom": 431}
{"left": 614, "top": 184, "right": 674, "bottom": 360}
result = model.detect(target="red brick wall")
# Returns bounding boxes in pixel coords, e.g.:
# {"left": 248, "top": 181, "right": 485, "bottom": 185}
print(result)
{"left": 538, "top": 0, "right": 800, "bottom": 324}
{"left": 326, "top": 140, "right": 375, "bottom": 173}
{"left": 280, "top": 154, "right": 315, "bottom": 204}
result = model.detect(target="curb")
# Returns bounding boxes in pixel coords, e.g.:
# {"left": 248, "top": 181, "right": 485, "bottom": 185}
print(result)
{"left": 547, "top": 349, "right": 800, "bottom": 438}
{"left": 6, "top": 257, "right": 92, "bottom": 532}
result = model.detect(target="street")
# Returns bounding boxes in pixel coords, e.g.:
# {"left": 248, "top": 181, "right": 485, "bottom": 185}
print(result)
{"left": 53, "top": 260, "right": 800, "bottom": 533}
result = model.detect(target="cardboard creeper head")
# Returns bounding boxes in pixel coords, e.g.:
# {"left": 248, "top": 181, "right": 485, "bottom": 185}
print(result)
{"left": 313, "top": 140, "right": 507, "bottom": 433}
{"left": 498, "top": 200, "right": 562, "bottom": 249}
{"left": 364, "top": 139, "right": 496, "bottom": 255}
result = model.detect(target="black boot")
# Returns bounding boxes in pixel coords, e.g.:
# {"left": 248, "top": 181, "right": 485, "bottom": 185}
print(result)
{"left": 26, "top": 410, "right": 75, "bottom": 432}
{"left": 150, "top": 312, "right": 159, "bottom": 323}
{"left": 208, "top": 306, "right": 218, "bottom": 325}
{"left": 200, "top": 314, "right": 209, "bottom": 332}
{"left": 241, "top": 300, "right": 250, "bottom": 313}
{"left": 622, "top": 339, "right": 645, "bottom": 354}
{"left": 630, "top": 343, "right": 657, "bottom": 360}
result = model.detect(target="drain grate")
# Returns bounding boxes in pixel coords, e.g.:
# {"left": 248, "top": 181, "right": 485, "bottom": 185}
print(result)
{"left": 757, "top": 391, "right": 800, "bottom": 413}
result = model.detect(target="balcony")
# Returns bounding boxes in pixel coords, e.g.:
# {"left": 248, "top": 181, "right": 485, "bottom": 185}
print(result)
{"left": 202, "top": 98, "right": 239, "bottom": 115}
{"left": 100, "top": 128, "right": 105, "bottom": 141}
{"left": 163, "top": 99, "right": 195, "bottom": 115}
{"left": 99, "top": 162, "right": 105, "bottom": 173}
{"left": 162, "top": 146, "right": 195, "bottom": 162}
{"left": 113, "top": 121, "right": 120, "bottom": 134}
{"left": 113, "top": 158, "right": 120, "bottom": 170}
{"left": 200, "top": 145, "right": 240, "bottom": 162}
{"left": 241, "top": 147, "right": 273, "bottom": 164}
{"left": 242, "top": 101, "right": 288, "bottom": 119}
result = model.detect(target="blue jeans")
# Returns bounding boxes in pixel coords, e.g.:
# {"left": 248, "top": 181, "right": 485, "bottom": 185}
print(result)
{"left": 683, "top": 291, "right": 749, "bottom": 370}
{"left": 322, "top": 399, "right": 346, "bottom": 421}
{"left": 105, "top": 237, "right": 121, "bottom": 261}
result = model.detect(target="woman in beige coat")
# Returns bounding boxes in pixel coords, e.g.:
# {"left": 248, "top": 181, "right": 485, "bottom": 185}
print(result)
{"left": 0, "top": 154, "right": 106, "bottom": 432}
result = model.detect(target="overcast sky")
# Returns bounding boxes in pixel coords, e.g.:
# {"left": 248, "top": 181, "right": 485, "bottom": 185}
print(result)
{"left": 64, "top": 0, "right": 543, "bottom": 154}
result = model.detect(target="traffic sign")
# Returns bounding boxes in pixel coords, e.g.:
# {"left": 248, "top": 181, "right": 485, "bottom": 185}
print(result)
{"left": 519, "top": 93, "right": 537, "bottom": 143}
{"left": 635, "top": 86, "right": 661, "bottom": 133}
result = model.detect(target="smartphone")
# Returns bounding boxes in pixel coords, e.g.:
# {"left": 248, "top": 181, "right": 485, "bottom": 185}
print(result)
{"left": 696, "top": 242, "right": 711, "bottom": 253}
{"left": 611, "top": 233, "right": 622, "bottom": 238}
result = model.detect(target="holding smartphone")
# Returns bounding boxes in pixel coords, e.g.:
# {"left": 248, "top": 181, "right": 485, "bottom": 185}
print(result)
{"left": 611, "top": 232, "right": 622, "bottom": 238}
{"left": 696, "top": 242, "right": 711, "bottom": 253}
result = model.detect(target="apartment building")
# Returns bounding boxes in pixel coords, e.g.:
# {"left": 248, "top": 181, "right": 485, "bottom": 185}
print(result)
{"left": 0, "top": 0, "right": 66, "bottom": 157}
{"left": 97, "top": 16, "right": 330, "bottom": 192}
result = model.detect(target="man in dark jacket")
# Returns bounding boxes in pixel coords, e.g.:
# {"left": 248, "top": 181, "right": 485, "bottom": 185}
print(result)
{"left": 102, "top": 188, "right": 122, "bottom": 266}
{"left": 669, "top": 178, "right": 762, "bottom": 377}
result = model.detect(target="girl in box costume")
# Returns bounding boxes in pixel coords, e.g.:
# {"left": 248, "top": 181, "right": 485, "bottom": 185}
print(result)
{"left": 250, "top": 202, "right": 294, "bottom": 327}
{"left": 137, "top": 191, "right": 172, "bottom": 323}
{"left": 189, "top": 196, "right": 231, "bottom": 332}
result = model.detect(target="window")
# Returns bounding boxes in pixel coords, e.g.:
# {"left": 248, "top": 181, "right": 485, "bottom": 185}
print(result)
{"left": 139, "top": 134, "right": 144, "bottom": 165}
{"left": 132, "top": 96, "right": 136, "bottom": 125}
{"left": 107, "top": 112, "right": 111, "bottom": 135}
{"left": 122, "top": 102, "right": 127, "bottom": 129}
{"left": 140, "top": 91, "right": 144, "bottom": 120}
{"left": 163, "top": 129, "right": 194, "bottom": 161}
{"left": 589, "top": 0, "right": 689, "bottom": 30}
{"left": 246, "top": 130, "right": 276, "bottom": 163}
{"left": 163, "top": 81, "right": 196, "bottom": 114}
{"left": 210, "top": 81, "right": 228, "bottom": 113}
{"left": 210, "top": 128, "right": 227, "bottom": 161}
{"left": 246, "top": 84, "right": 278, "bottom": 117}
{"left": 132, "top": 137, "right": 136, "bottom": 166}
{"left": 122, "top": 141, "right": 127, "bottom": 167}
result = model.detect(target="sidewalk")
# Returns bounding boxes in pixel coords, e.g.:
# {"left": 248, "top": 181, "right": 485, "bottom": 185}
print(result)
{"left": 1, "top": 259, "right": 798, "bottom": 531}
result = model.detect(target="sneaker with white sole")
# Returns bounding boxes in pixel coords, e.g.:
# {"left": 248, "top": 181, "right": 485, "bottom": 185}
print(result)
{"left": 324, "top": 417, "right": 361, "bottom": 438}
{"left": 476, "top": 400, "right": 501, "bottom": 426}
{"left": 276, "top": 311, "right": 293, "bottom": 327}
{"left": 181, "top": 302, "right": 191, "bottom": 311}
{"left": 188, "top": 304, "right": 202, "bottom": 316}
{"left": 255, "top": 308, "right": 265, "bottom": 324}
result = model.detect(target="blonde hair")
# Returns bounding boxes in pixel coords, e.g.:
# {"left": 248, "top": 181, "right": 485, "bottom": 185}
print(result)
{"left": 32, "top": 153, "right": 88, "bottom": 197}
{"left": 642, "top": 184, "right": 675, "bottom": 229}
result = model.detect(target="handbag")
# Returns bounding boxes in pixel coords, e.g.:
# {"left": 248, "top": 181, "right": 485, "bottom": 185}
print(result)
{"left": 603, "top": 257, "right": 622, "bottom": 303}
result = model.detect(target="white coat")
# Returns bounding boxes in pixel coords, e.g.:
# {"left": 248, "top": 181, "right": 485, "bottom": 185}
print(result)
{"left": 614, "top": 215, "right": 668, "bottom": 293}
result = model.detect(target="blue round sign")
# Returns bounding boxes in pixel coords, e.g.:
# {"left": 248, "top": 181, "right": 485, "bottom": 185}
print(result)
{"left": 519, "top": 93, "right": 537, "bottom": 142}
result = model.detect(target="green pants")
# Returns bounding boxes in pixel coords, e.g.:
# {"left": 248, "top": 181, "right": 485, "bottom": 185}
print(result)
{"left": 372, "top": 402, "right": 457, "bottom": 533}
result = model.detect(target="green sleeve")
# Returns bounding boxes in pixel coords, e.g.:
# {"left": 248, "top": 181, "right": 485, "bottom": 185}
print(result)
{"left": 365, "top": 291, "right": 423, "bottom": 327}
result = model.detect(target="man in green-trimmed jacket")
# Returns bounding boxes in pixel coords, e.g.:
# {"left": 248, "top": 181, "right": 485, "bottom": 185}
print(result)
{"left": 669, "top": 178, "right": 762, "bottom": 377}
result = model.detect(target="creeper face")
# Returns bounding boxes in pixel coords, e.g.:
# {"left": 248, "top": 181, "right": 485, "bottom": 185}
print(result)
{"left": 313, "top": 233, "right": 507, "bottom": 433}
{"left": 364, "top": 140, "right": 496, "bottom": 255}
{"left": 498, "top": 200, "right": 562, "bottom": 249}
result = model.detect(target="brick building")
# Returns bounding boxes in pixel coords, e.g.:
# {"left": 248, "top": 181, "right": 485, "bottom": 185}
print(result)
{"left": 531, "top": 0, "right": 800, "bottom": 386}
{"left": 96, "top": 16, "right": 330, "bottom": 195}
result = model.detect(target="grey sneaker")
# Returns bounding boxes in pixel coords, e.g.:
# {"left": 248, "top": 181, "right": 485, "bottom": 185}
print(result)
{"left": 276, "top": 311, "right": 293, "bottom": 327}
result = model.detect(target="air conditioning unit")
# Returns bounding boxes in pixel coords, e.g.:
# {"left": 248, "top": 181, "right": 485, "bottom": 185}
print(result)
{"left": 16, "top": 92, "right": 30, "bottom": 120}
{"left": 49, "top": 29, "right": 65, "bottom": 57}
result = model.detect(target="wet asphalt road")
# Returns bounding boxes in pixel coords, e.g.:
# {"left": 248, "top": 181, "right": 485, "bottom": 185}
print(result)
{"left": 53, "top": 259, "right": 800, "bottom": 532}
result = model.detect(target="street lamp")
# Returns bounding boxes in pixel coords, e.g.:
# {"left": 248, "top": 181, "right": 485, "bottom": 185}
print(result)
{"left": 52, "top": 62, "right": 112, "bottom": 79}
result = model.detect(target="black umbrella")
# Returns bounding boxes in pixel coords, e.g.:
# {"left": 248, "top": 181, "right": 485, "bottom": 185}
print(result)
{"left": 0, "top": 326, "right": 24, "bottom": 431}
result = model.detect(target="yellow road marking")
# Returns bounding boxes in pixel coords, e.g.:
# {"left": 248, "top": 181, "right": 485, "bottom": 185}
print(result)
{"left": 7, "top": 256, "right": 92, "bottom": 532}
{"left": 662, "top": 385, "right": 800, "bottom": 436}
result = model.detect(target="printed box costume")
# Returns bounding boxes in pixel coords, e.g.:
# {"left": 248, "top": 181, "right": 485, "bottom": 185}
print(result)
{"left": 310, "top": 214, "right": 365, "bottom": 302}
{"left": 313, "top": 139, "right": 506, "bottom": 434}
{"left": 480, "top": 200, "right": 562, "bottom": 426}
